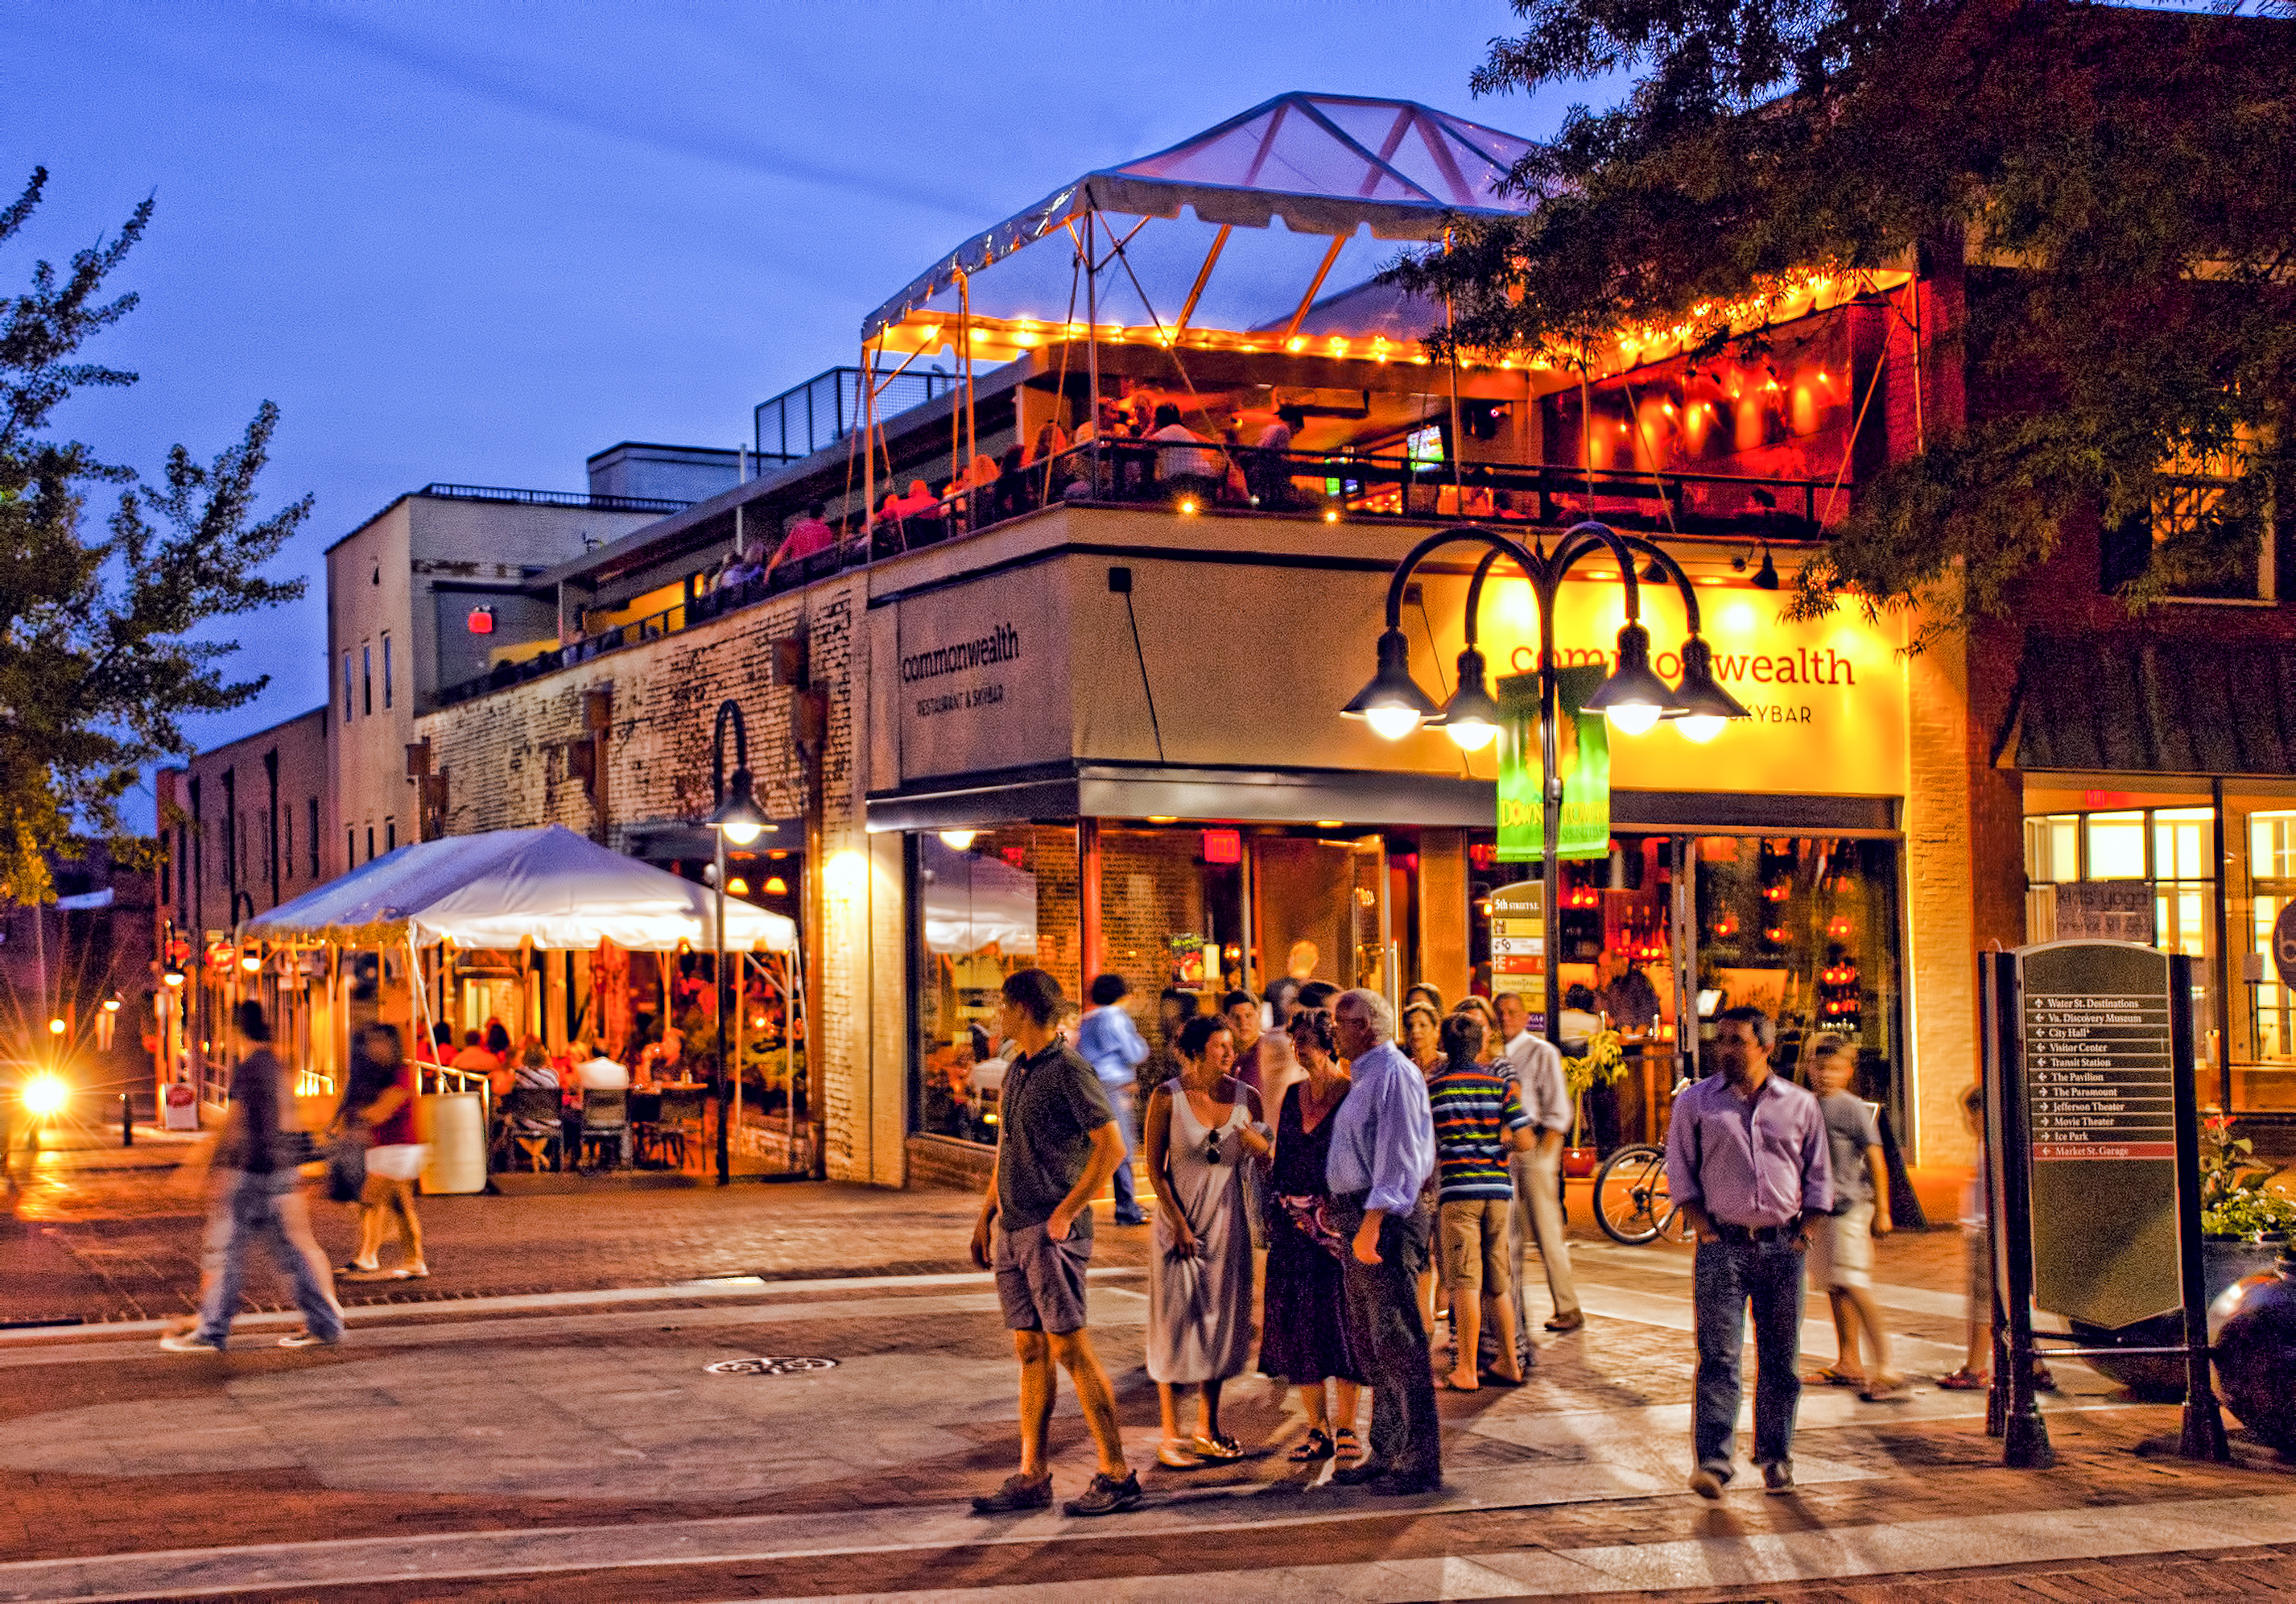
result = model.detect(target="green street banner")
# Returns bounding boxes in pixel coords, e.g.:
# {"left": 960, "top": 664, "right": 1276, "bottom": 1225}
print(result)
{"left": 1496, "top": 665, "right": 1610, "bottom": 862}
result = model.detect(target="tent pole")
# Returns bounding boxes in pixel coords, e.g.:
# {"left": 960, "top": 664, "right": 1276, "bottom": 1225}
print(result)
{"left": 1281, "top": 235, "right": 1348, "bottom": 341}
{"left": 1085, "top": 209, "right": 1101, "bottom": 490}
{"left": 961, "top": 271, "right": 977, "bottom": 505}
{"left": 1174, "top": 225, "right": 1230, "bottom": 341}
{"left": 1444, "top": 226, "right": 1465, "bottom": 511}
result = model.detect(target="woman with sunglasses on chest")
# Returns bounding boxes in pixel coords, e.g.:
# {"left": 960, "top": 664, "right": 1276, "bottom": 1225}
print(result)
{"left": 1143, "top": 1013, "right": 1271, "bottom": 1468}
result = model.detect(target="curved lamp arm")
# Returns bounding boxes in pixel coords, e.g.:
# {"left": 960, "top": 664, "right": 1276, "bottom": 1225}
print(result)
{"left": 711, "top": 700, "right": 750, "bottom": 807}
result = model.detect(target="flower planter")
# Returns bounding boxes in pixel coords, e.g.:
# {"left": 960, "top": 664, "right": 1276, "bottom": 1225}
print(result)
{"left": 1562, "top": 1146, "right": 1600, "bottom": 1178}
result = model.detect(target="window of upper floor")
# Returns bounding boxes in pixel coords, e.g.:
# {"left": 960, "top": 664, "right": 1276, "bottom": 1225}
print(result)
{"left": 2102, "top": 428, "right": 2278, "bottom": 604}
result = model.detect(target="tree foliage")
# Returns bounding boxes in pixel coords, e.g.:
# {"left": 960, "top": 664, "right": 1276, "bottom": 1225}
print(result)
{"left": 0, "top": 170, "right": 308, "bottom": 902}
{"left": 1392, "top": 0, "right": 2296, "bottom": 630}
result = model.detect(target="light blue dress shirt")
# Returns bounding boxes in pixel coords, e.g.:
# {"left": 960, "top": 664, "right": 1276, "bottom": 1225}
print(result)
{"left": 1074, "top": 1005, "right": 1149, "bottom": 1089}
{"left": 1324, "top": 1039, "right": 1435, "bottom": 1215}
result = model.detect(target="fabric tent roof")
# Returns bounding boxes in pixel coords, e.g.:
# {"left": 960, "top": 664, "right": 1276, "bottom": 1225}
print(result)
{"left": 863, "top": 92, "right": 1534, "bottom": 342}
{"left": 241, "top": 825, "right": 797, "bottom": 953}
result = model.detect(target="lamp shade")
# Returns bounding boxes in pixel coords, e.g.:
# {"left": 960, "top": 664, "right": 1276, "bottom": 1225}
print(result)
{"left": 1433, "top": 646, "right": 1502, "bottom": 750}
{"left": 1581, "top": 621, "right": 1673, "bottom": 737}
{"left": 1667, "top": 635, "right": 1753, "bottom": 742}
{"left": 710, "top": 767, "right": 772, "bottom": 845}
{"left": 1342, "top": 627, "right": 1442, "bottom": 740}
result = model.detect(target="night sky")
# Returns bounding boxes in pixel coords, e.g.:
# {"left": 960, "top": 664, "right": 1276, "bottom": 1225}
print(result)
{"left": 10, "top": 1, "right": 1580, "bottom": 815}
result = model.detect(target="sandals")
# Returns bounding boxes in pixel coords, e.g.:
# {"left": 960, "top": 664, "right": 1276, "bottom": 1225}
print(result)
{"left": 1189, "top": 1432, "right": 1245, "bottom": 1462}
{"left": 1333, "top": 1428, "right": 1363, "bottom": 1465}
{"left": 1936, "top": 1366, "right": 1986, "bottom": 1391}
{"left": 1288, "top": 1428, "right": 1335, "bottom": 1463}
{"left": 1811, "top": 1365, "right": 1866, "bottom": 1387}
{"left": 1156, "top": 1439, "right": 1203, "bottom": 1470}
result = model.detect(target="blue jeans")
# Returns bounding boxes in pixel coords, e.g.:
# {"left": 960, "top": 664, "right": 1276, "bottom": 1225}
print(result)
{"left": 1691, "top": 1235, "right": 1806, "bottom": 1477}
{"left": 197, "top": 1170, "right": 344, "bottom": 1347}
{"left": 1106, "top": 1089, "right": 1144, "bottom": 1222}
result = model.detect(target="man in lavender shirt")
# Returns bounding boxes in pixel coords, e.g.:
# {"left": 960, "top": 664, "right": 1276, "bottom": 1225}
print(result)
{"left": 1666, "top": 1006, "right": 1832, "bottom": 1497}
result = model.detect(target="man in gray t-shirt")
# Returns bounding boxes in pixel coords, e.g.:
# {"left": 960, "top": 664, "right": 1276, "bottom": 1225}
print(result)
{"left": 968, "top": 969, "right": 1138, "bottom": 1519}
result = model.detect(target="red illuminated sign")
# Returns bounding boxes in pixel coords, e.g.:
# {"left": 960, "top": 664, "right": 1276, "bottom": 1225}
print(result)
{"left": 467, "top": 606, "right": 496, "bottom": 635}
{"left": 1202, "top": 829, "right": 1242, "bottom": 864}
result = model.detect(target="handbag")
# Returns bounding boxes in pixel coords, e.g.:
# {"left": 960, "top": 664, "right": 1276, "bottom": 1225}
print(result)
{"left": 324, "top": 1131, "right": 369, "bottom": 1203}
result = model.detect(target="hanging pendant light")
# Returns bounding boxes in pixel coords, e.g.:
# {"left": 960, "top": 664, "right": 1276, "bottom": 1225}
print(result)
{"left": 1343, "top": 627, "right": 1442, "bottom": 741}
{"left": 1666, "top": 635, "right": 1753, "bottom": 742}
{"left": 1432, "top": 645, "right": 1502, "bottom": 750}
{"left": 1752, "top": 543, "right": 1781, "bottom": 591}
{"left": 1581, "top": 621, "right": 1673, "bottom": 737}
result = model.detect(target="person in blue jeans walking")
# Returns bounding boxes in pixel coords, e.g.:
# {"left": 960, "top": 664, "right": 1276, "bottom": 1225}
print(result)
{"left": 161, "top": 1002, "right": 345, "bottom": 1353}
{"left": 1075, "top": 974, "right": 1151, "bottom": 1225}
{"left": 1664, "top": 1005, "right": 1831, "bottom": 1497}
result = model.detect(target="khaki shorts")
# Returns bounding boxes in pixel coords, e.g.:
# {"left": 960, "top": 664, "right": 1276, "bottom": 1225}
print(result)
{"left": 1438, "top": 1197, "right": 1512, "bottom": 1298}
{"left": 1807, "top": 1199, "right": 1875, "bottom": 1290}
{"left": 993, "top": 1219, "right": 1092, "bottom": 1335}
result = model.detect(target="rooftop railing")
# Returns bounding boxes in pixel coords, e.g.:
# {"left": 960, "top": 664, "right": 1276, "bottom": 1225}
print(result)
{"left": 432, "top": 442, "right": 1840, "bottom": 708}
{"left": 418, "top": 482, "right": 693, "bottom": 515}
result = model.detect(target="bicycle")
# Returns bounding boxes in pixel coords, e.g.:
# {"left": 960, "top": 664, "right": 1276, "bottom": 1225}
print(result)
{"left": 1592, "top": 1141, "right": 1695, "bottom": 1245}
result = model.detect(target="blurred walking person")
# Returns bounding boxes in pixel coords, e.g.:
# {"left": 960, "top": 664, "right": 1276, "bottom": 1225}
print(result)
{"left": 161, "top": 1002, "right": 344, "bottom": 1352}
{"left": 1666, "top": 1007, "right": 1831, "bottom": 1497}
{"left": 1260, "top": 1005, "right": 1365, "bottom": 1466}
{"left": 1497, "top": 990, "right": 1583, "bottom": 1338}
{"left": 1144, "top": 1015, "right": 1270, "bottom": 1467}
{"left": 1326, "top": 989, "right": 1443, "bottom": 1494}
{"left": 338, "top": 1023, "right": 429, "bottom": 1282}
{"left": 1076, "top": 974, "right": 1151, "bottom": 1226}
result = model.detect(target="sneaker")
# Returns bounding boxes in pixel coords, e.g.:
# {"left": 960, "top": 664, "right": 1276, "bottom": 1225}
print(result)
{"left": 1061, "top": 1469, "right": 1142, "bottom": 1517}
{"left": 1762, "top": 1459, "right": 1795, "bottom": 1494}
{"left": 968, "top": 1472, "right": 1052, "bottom": 1515}
{"left": 277, "top": 1329, "right": 339, "bottom": 1349}
{"left": 1330, "top": 1457, "right": 1391, "bottom": 1486}
{"left": 1687, "top": 1466, "right": 1727, "bottom": 1499}
{"left": 159, "top": 1329, "right": 221, "bottom": 1353}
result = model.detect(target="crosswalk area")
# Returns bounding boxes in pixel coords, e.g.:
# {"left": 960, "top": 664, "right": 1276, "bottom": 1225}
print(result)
{"left": 0, "top": 1234, "right": 2281, "bottom": 1603}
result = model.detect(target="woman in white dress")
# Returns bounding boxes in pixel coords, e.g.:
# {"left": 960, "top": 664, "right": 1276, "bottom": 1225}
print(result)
{"left": 1143, "top": 1013, "right": 1271, "bottom": 1468}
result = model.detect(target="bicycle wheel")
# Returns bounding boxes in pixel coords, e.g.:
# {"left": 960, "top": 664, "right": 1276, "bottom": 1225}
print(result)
{"left": 1593, "top": 1143, "right": 1669, "bottom": 1245}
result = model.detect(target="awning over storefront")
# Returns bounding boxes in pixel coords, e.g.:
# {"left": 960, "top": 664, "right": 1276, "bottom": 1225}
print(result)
{"left": 241, "top": 825, "right": 798, "bottom": 952}
{"left": 2004, "top": 636, "right": 2296, "bottom": 776}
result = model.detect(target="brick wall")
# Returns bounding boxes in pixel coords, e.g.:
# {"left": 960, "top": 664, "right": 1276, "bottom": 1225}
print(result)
{"left": 417, "top": 575, "right": 903, "bottom": 1185}
{"left": 1098, "top": 829, "right": 1204, "bottom": 1004}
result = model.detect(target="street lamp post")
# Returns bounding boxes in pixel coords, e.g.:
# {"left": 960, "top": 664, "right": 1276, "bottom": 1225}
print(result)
{"left": 1344, "top": 520, "right": 1750, "bottom": 1065}
{"left": 706, "top": 699, "right": 772, "bottom": 1186}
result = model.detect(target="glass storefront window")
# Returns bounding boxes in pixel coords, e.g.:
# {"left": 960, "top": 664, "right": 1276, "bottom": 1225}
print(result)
{"left": 2024, "top": 814, "right": 2080, "bottom": 883}
{"left": 911, "top": 825, "right": 1077, "bottom": 1146}
{"left": 2085, "top": 811, "right": 2148, "bottom": 879}
{"left": 1692, "top": 836, "right": 1904, "bottom": 1110}
{"left": 2231, "top": 796, "right": 2296, "bottom": 1110}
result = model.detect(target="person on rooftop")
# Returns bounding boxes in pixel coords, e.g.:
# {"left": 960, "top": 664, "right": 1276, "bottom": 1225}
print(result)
{"left": 1150, "top": 402, "right": 1221, "bottom": 505}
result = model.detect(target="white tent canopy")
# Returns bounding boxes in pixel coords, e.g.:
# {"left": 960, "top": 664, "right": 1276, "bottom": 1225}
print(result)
{"left": 919, "top": 837, "right": 1037, "bottom": 957}
{"left": 241, "top": 825, "right": 796, "bottom": 953}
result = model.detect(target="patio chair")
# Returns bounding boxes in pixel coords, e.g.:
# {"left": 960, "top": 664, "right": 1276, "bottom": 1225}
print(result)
{"left": 626, "top": 1089, "right": 667, "bottom": 1167}
{"left": 579, "top": 1088, "right": 630, "bottom": 1171}
{"left": 498, "top": 1085, "right": 564, "bottom": 1172}
{"left": 651, "top": 1086, "right": 708, "bottom": 1171}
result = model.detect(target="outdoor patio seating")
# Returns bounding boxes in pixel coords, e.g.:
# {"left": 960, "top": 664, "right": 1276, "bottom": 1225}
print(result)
{"left": 496, "top": 1085, "right": 564, "bottom": 1172}
{"left": 579, "top": 1087, "right": 629, "bottom": 1170}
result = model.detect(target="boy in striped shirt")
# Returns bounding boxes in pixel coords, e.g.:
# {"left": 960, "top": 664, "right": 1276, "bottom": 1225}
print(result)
{"left": 1427, "top": 1011, "right": 1534, "bottom": 1389}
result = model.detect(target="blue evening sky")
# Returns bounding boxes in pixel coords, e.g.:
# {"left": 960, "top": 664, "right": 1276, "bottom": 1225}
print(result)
{"left": 9, "top": 0, "right": 1583, "bottom": 813}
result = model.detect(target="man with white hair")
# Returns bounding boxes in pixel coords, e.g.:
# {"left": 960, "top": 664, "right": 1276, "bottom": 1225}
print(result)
{"left": 1324, "top": 987, "right": 1442, "bottom": 1494}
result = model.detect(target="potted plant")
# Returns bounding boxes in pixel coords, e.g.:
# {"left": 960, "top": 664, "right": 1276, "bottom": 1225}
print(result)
{"left": 1562, "top": 1028, "right": 1628, "bottom": 1176}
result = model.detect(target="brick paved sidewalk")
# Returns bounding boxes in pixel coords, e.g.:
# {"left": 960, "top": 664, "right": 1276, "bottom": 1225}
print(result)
{"left": 3, "top": 1133, "right": 1154, "bottom": 1324}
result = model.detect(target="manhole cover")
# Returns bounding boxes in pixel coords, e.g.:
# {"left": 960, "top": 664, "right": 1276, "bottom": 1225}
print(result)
{"left": 704, "top": 1356, "right": 839, "bottom": 1376}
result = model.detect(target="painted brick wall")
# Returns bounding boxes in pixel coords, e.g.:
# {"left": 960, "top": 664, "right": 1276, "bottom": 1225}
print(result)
{"left": 415, "top": 576, "right": 899, "bottom": 1184}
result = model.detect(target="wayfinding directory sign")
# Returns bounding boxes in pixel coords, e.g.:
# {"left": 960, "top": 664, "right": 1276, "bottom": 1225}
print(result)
{"left": 2016, "top": 941, "right": 2182, "bottom": 1329}
{"left": 1487, "top": 879, "right": 1546, "bottom": 1035}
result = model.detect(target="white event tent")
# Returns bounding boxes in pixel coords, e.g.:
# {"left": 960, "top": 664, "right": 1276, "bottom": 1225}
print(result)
{"left": 242, "top": 825, "right": 795, "bottom": 953}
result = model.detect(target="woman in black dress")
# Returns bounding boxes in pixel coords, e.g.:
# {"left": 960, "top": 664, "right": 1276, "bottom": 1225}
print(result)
{"left": 1257, "top": 1005, "right": 1364, "bottom": 1466}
